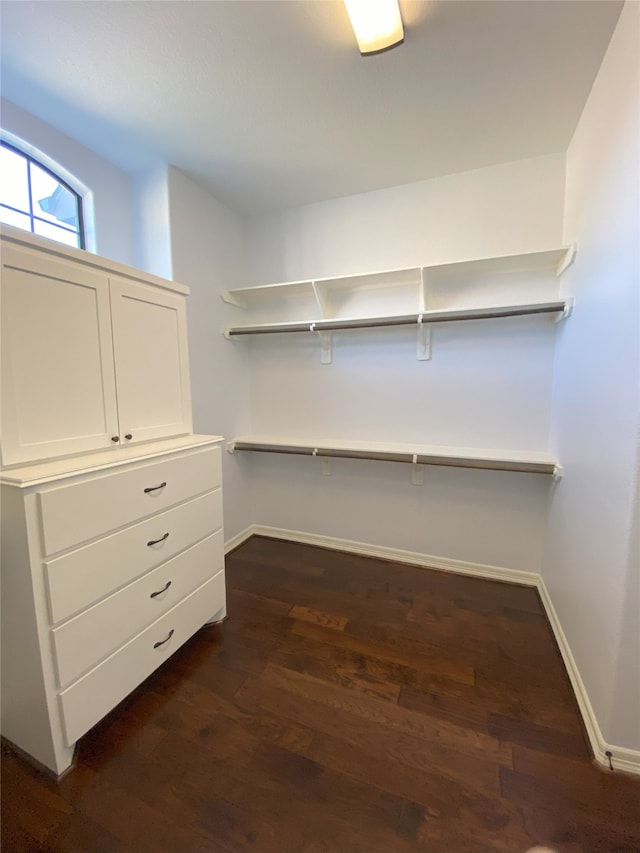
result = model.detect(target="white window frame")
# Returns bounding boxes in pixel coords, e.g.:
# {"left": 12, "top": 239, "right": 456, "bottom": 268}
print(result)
{"left": 0, "top": 133, "right": 94, "bottom": 251}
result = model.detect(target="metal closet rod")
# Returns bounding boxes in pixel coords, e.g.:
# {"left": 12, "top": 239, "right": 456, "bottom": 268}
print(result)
{"left": 231, "top": 442, "right": 557, "bottom": 475}
{"left": 226, "top": 300, "right": 568, "bottom": 336}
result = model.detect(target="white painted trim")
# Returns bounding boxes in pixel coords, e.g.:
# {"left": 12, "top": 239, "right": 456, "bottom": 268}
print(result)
{"left": 0, "top": 224, "right": 189, "bottom": 294}
{"left": 230, "top": 524, "right": 640, "bottom": 776}
{"left": 250, "top": 524, "right": 539, "bottom": 585}
{"left": 537, "top": 577, "right": 640, "bottom": 777}
{"left": 224, "top": 525, "right": 255, "bottom": 554}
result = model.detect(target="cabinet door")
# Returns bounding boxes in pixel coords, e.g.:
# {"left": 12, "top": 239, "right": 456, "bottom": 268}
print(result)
{"left": 0, "top": 246, "right": 119, "bottom": 466}
{"left": 109, "top": 278, "right": 193, "bottom": 445}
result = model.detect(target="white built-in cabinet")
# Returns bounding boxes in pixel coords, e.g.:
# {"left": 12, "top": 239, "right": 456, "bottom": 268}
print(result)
{"left": 0, "top": 226, "right": 224, "bottom": 777}
{"left": 1, "top": 230, "right": 192, "bottom": 467}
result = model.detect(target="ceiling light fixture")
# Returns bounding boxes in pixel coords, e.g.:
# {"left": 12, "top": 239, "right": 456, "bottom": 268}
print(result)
{"left": 344, "top": 0, "right": 404, "bottom": 55}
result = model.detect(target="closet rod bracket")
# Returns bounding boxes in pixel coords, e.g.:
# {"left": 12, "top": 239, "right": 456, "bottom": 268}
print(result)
{"left": 417, "top": 314, "right": 432, "bottom": 361}
{"left": 310, "top": 323, "right": 333, "bottom": 364}
{"left": 554, "top": 297, "right": 575, "bottom": 323}
{"left": 411, "top": 454, "right": 424, "bottom": 485}
{"left": 312, "top": 448, "right": 332, "bottom": 475}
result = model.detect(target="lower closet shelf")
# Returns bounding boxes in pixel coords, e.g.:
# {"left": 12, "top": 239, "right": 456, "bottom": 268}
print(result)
{"left": 228, "top": 436, "right": 562, "bottom": 477}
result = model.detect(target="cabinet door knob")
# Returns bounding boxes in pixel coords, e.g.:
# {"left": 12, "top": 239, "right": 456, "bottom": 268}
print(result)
{"left": 125, "top": 433, "right": 133, "bottom": 441}
{"left": 111, "top": 436, "right": 119, "bottom": 443}
{"left": 149, "top": 580, "right": 172, "bottom": 599}
{"left": 147, "top": 532, "right": 170, "bottom": 547}
{"left": 153, "top": 629, "right": 175, "bottom": 649}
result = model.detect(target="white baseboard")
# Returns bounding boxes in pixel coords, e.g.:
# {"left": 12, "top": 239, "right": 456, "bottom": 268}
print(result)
{"left": 537, "top": 577, "right": 640, "bottom": 776}
{"left": 224, "top": 525, "right": 255, "bottom": 554}
{"left": 230, "top": 524, "right": 640, "bottom": 776}
{"left": 250, "top": 524, "right": 540, "bottom": 586}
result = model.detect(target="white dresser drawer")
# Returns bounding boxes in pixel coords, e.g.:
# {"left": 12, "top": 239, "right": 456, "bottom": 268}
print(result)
{"left": 45, "top": 489, "right": 222, "bottom": 624}
{"left": 51, "top": 531, "right": 224, "bottom": 687}
{"left": 59, "top": 570, "right": 225, "bottom": 746}
{"left": 38, "top": 446, "right": 221, "bottom": 555}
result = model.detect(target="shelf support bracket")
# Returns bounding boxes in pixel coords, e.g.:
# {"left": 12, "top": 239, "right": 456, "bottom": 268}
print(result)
{"left": 311, "top": 281, "right": 331, "bottom": 318}
{"left": 220, "top": 291, "right": 245, "bottom": 308}
{"left": 310, "top": 323, "right": 333, "bottom": 364}
{"left": 313, "top": 448, "right": 331, "bottom": 475}
{"left": 552, "top": 464, "right": 563, "bottom": 482}
{"left": 319, "top": 333, "right": 332, "bottom": 365}
{"left": 557, "top": 243, "right": 577, "bottom": 277}
{"left": 416, "top": 314, "right": 432, "bottom": 361}
{"left": 419, "top": 267, "right": 429, "bottom": 313}
{"left": 226, "top": 442, "right": 236, "bottom": 454}
{"left": 411, "top": 454, "right": 424, "bottom": 485}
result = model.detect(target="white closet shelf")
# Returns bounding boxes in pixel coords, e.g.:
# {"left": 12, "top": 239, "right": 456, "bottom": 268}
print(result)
{"left": 222, "top": 246, "right": 575, "bottom": 310}
{"left": 228, "top": 436, "right": 562, "bottom": 477}
{"left": 224, "top": 300, "right": 570, "bottom": 337}
{"left": 221, "top": 247, "right": 576, "bottom": 357}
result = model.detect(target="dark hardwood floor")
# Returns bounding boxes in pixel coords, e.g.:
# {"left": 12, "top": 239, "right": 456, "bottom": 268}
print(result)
{"left": 2, "top": 536, "right": 639, "bottom": 853}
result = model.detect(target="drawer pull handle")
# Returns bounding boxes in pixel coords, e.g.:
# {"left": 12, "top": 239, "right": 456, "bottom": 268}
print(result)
{"left": 150, "top": 580, "right": 172, "bottom": 599}
{"left": 153, "top": 629, "right": 175, "bottom": 649}
{"left": 144, "top": 482, "right": 167, "bottom": 494}
{"left": 147, "top": 532, "right": 170, "bottom": 547}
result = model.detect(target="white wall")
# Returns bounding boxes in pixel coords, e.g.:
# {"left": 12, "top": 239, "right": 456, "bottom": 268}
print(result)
{"left": 1, "top": 98, "right": 134, "bottom": 265}
{"left": 166, "top": 167, "right": 253, "bottom": 541}
{"left": 248, "top": 153, "right": 565, "bottom": 281}
{"left": 243, "top": 154, "right": 566, "bottom": 572}
{"left": 545, "top": 0, "right": 640, "bottom": 752}
{"left": 132, "top": 166, "right": 173, "bottom": 280}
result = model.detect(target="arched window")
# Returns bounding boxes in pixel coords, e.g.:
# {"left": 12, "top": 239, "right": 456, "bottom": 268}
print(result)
{"left": 0, "top": 141, "right": 85, "bottom": 249}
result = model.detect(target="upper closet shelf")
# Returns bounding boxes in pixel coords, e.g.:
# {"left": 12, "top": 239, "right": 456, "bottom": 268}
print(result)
{"left": 221, "top": 246, "right": 576, "bottom": 362}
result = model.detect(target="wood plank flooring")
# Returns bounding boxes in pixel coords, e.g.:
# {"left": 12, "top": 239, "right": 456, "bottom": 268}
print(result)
{"left": 2, "top": 535, "right": 639, "bottom": 853}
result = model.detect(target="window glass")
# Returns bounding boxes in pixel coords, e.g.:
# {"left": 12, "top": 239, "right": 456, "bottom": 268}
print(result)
{"left": 0, "top": 141, "right": 84, "bottom": 248}
{"left": 0, "top": 144, "right": 30, "bottom": 212}
{"left": 33, "top": 219, "right": 80, "bottom": 248}
{"left": 0, "top": 206, "right": 31, "bottom": 230}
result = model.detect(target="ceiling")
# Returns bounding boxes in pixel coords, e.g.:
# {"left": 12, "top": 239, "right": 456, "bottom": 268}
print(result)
{"left": 0, "top": 0, "right": 623, "bottom": 217}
